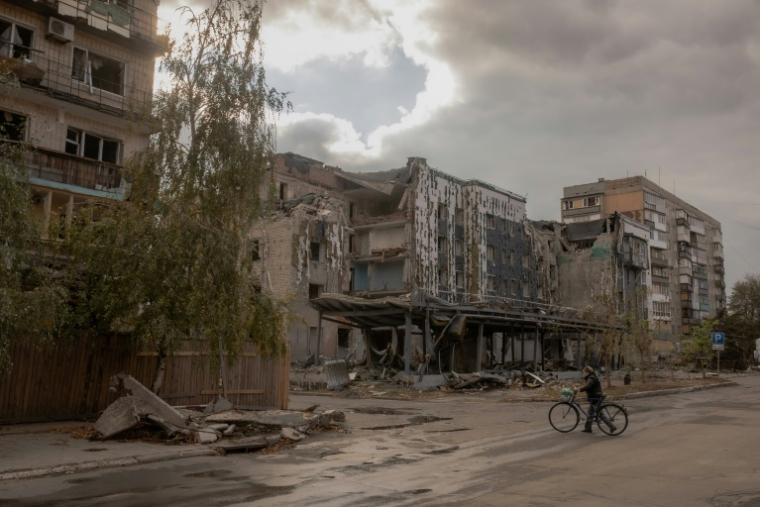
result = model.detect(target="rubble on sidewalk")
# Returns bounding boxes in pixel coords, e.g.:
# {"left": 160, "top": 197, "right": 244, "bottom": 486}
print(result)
{"left": 93, "top": 373, "right": 347, "bottom": 452}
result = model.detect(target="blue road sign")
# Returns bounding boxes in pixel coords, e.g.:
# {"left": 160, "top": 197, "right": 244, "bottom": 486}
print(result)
{"left": 712, "top": 332, "right": 725, "bottom": 351}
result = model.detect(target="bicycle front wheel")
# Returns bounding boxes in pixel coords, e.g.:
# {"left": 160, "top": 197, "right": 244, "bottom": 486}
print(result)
{"left": 549, "top": 402, "right": 580, "bottom": 433}
{"left": 596, "top": 403, "right": 628, "bottom": 436}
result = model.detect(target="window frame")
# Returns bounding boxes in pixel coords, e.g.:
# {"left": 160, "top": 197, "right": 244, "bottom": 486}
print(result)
{"left": 65, "top": 127, "right": 122, "bottom": 164}
{"left": 71, "top": 46, "right": 126, "bottom": 97}
{"left": 0, "top": 17, "right": 34, "bottom": 60}
{"left": 0, "top": 109, "right": 27, "bottom": 142}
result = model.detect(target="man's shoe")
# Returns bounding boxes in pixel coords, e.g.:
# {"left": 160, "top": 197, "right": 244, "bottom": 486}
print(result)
{"left": 581, "top": 428, "right": 592, "bottom": 433}
{"left": 607, "top": 424, "right": 617, "bottom": 433}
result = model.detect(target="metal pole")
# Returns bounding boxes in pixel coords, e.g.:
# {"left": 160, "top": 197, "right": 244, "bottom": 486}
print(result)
{"left": 315, "top": 310, "right": 322, "bottom": 366}
{"left": 404, "top": 310, "right": 412, "bottom": 374}
{"left": 717, "top": 350, "right": 720, "bottom": 375}
{"left": 534, "top": 327, "right": 539, "bottom": 369}
{"left": 476, "top": 323, "right": 484, "bottom": 372}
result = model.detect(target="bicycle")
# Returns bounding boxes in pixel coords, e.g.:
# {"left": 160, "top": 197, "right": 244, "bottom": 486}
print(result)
{"left": 548, "top": 388, "right": 628, "bottom": 436}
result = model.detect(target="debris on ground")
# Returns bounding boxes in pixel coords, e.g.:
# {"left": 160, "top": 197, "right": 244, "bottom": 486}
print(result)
{"left": 92, "top": 373, "right": 346, "bottom": 452}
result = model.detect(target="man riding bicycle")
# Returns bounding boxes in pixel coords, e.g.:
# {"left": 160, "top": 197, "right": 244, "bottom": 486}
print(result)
{"left": 577, "top": 365, "right": 616, "bottom": 434}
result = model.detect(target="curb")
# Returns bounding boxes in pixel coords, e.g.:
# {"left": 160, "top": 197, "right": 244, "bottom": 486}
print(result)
{"left": 0, "top": 448, "right": 217, "bottom": 481}
{"left": 617, "top": 381, "right": 738, "bottom": 400}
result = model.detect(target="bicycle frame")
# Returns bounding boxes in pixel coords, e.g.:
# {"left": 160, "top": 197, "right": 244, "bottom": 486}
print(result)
{"left": 566, "top": 393, "right": 605, "bottom": 422}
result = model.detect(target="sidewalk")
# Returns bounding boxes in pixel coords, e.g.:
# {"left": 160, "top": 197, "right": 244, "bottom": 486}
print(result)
{"left": 0, "top": 422, "right": 215, "bottom": 481}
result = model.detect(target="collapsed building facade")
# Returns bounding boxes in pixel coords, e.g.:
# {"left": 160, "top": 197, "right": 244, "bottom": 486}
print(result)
{"left": 256, "top": 153, "right": 610, "bottom": 373}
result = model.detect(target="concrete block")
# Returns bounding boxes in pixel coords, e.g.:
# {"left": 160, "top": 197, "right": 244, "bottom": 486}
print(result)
{"left": 114, "top": 374, "right": 188, "bottom": 429}
{"left": 281, "top": 427, "right": 305, "bottom": 441}
{"left": 94, "top": 395, "right": 140, "bottom": 439}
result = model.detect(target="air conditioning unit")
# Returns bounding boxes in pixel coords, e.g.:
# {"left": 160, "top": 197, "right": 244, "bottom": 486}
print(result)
{"left": 47, "top": 18, "right": 75, "bottom": 43}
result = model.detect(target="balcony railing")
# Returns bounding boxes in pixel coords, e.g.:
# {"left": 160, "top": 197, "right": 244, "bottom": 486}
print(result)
{"left": 8, "top": 50, "right": 153, "bottom": 120}
{"left": 25, "top": 145, "right": 123, "bottom": 194}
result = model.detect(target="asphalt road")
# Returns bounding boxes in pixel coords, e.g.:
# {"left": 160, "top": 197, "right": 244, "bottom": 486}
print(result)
{"left": 1, "top": 376, "right": 759, "bottom": 507}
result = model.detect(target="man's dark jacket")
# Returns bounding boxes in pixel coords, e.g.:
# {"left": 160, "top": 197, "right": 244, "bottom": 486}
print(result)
{"left": 579, "top": 371, "right": 603, "bottom": 401}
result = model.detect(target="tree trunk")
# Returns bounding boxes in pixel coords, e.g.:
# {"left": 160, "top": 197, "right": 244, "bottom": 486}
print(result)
{"left": 151, "top": 347, "right": 167, "bottom": 394}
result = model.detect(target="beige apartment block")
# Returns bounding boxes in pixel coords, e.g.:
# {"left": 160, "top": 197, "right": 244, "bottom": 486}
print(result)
{"left": 561, "top": 176, "right": 726, "bottom": 343}
{"left": 1, "top": 0, "right": 164, "bottom": 236}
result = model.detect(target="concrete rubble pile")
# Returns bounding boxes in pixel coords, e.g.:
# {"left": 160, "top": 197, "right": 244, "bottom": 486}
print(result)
{"left": 94, "top": 374, "right": 345, "bottom": 452}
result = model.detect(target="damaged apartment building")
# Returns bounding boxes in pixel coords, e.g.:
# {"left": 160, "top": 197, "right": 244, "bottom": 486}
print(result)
{"left": 254, "top": 153, "right": 568, "bottom": 367}
{"left": 1, "top": 0, "right": 163, "bottom": 233}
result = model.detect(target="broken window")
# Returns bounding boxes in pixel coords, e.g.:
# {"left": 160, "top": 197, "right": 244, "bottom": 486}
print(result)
{"left": 72, "top": 47, "right": 125, "bottom": 96}
{"left": 337, "top": 328, "right": 350, "bottom": 349}
{"left": 487, "top": 245, "right": 495, "bottom": 262}
{"left": 455, "top": 271, "right": 464, "bottom": 289}
{"left": 348, "top": 234, "right": 355, "bottom": 254}
{"left": 308, "top": 284, "right": 323, "bottom": 299}
{"left": 310, "top": 241, "right": 321, "bottom": 261}
{"left": 438, "top": 235, "right": 448, "bottom": 252}
{"left": 487, "top": 275, "right": 496, "bottom": 292}
{"left": 454, "top": 239, "right": 463, "bottom": 257}
{"left": 250, "top": 239, "right": 260, "bottom": 261}
{"left": 438, "top": 267, "right": 448, "bottom": 286}
{"left": 0, "top": 19, "right": 33, "bottom": 60}
{"left": 437, "top": 203, "right": 447, "bottom": 221}
{"left": 583, "top": 196, "right": 599, "bottom": 207}
{"left": 454, "top": 208, "right": 464, "bottom": 226}
{"left": 486, "top": 213, "right": 495, "bottom": 230}
{"left": 0, "top": 110, "right": 26, "bottom": 141}
{"left": 562, "top": 200, "right": 574, "bottom": 211}
{"left": 65, "top": 128, "right": 121, "bottom": 164}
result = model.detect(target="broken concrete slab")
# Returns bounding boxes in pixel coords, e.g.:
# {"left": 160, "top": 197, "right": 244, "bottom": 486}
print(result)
{"left": 94, "top": 395, "right": 140, "bottom": 439}
{"left": 145, "top": 415, "right": 186, "bottom": 436}
{"left": 413, "top": 374, "right": 447, "bottom": 390}
{"left": 215, "top": 435, "right": 276, "bottom": 455}
{"left": 205, "top": 410, "right": 308, "bottom": 428}
{"left": 207, "top": 423, "right": 229, "bottom": 432}
{"left": 223, "top": 424, "right": 236, "bottom": 436}
{"left": 195, "top": 429, "right": 219, "bottom": 444}
{"left": 112, "top": 374, "right": 188, "bottom": 430}
{"left": 306, "top": 409, "right": 346, "bottom": 431}
{"left": 281, "top": 427, "right": 305, "bottom": 442}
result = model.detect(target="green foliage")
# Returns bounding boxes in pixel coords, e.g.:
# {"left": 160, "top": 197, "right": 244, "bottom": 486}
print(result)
{"left": 680, "top": 318, "right": 716, "bottom": 378}
{"left": 65, "top": 0, "right": 291, "bottom": 369}
{"left": 0, "top": 132, "right": 72, "bottom": 374}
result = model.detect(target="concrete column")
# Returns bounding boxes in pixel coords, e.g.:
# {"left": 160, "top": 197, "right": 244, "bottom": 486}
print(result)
{"left": 65, "top": 194, "right": 74, "bottom": 230}
{"left": 315, "top": 311, "right": 322, "bottom": 366}
{"left": 534, "top": 328, "right": 539, "bottom": 367}
{"left": 404, "top": 310, "right": 412, "bottom": 374}
{"left": 476, "top": 323, "right": 484, "bottom": 372}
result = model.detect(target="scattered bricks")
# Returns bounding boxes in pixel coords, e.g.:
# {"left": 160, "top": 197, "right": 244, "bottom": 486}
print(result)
{"left": 281, "top": 427, "right": 305, "bottom": 442}
{"left": 94, "top": 395, "right": 140, "bottom": 439}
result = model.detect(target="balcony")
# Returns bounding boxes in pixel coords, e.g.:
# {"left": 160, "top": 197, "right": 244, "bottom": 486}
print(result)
{"left": 715, "top": 279, "right": 726, "bottom": 289}
{"left": 24, "top": 145, "right": 123, "bottom": 195}
{"left": 714, "top": 264, "right": 725, "bottom": 274}
{"left": 651, "top": 256, "right": 669, "bottom": 267}
{"left": 6, "top": 0, "right": 168, "bottom": 55}
{"left": 8, "top": 51, "right": 153, "bottom": 121}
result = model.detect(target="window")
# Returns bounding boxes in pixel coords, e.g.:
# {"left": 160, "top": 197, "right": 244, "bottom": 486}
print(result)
{"left": 522, "top": 253, "right": 530, "bottom": 268}
{"left": 72, "top": 48, "right": 125, "bottom": 96}
{"left": 487, "top": 245, "right": 495, "bottom": 262}
{"left": 437, "top": 203, "right": 447, "bottom": 220}
{"left": 583, "top": 196, "right": 599, "bottom": 207}
{"left": 486, "top": 213, "right": 495, "bottom": 229}
{"left": 438, "top": 235, "right": 448, "bottom": 252}
{"left": 562, "top": 200, "right": 574, "bottom": 211}
{"left": 653, "top": 283, "right": 670, "bottom": 297}
{"left": 455, "top": 239, "right": 463, "bottom": 257}
{"left": 65, "top": 128, "right": 121, "bottom": 164}
{"left": 338, "top": 328, "right": 350, "bottom": 349}
{"left": 250, "top": 239, "right": 260, "bottom": 261}
{"left": 510, "top": 252, "right": 516, "bottom": 267}
{"left": 310, "top": 241, "right": 321, "bottom": 261}
{"left": 279, "top": 182, "right": 288, "bottom": 201}
{"left": 349, "top": 202, "right": 355, "bottom": 219}
{"left": 308, "top": 284, "right": 322, "bottom": 299}
{"left": 0, "top": 110, "right": 26, "bottom": 141}
{"left": 348, "top": 235, "right": 355, "bottom": 254}
{"left": 0, "top": 19, "right": 33, "bottom": 60}
{"left": 438, "top": 267, "right": 448, "bottom": 286}
{"left": 455, "top": 271, "right": 464, "bottom": 289}
{"left": 487, "top": 275, "right": 496, "bottom": 292}
{"left": 454, "top": 208, "right": 464, "bottom": 226}
{"left": 502, "top": 250, "right": 509, "bottom": 263}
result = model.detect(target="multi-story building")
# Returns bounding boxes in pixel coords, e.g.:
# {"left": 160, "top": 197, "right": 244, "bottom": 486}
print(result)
{"left": 561, "top": 176, "right": 726, "bottom": 342}
{"left": 1, "top": 0, "right": 164, "bottom": 236}
{"left": 256, "top": 154, "right": 559, "bottom": 364}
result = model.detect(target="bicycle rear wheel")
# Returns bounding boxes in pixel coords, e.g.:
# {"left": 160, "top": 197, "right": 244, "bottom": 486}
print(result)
{"left": 596, "top": 403, "right": 628, "bottom": 436}
{"left": 549, "top": 402, "right": 580, "bottom": 433}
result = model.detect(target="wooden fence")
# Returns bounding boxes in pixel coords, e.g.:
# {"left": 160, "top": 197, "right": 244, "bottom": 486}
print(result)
{"left": 0, "top": 335, "right": 290, "bottom": 424}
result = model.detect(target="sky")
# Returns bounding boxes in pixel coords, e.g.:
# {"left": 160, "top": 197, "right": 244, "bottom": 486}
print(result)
{"left": 158, "top": 0, "right": 760, "bottom": 294}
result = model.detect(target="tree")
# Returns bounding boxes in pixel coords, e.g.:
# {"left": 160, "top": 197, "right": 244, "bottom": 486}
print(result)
{"left": 582, "top": 291, "right": 624, "bottom": 388}
{"left": 724, "top": 273, "right": 760, "bottom": 367}
{"left": 0, "top": 115, "right": 71, "bottom": 375}
{"left": 66, "top": 0, "right": 291, "bottom": 387}
{"left": 680, "top": 318, "right": 716, "bottom": 379}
